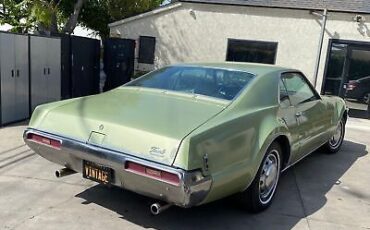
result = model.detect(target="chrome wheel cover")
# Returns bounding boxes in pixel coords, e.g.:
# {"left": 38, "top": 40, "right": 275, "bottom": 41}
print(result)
{"left": 259, "top": 150, "right": 280, "bottom": 204}
{"left": 329, "top": 120, "right": 344, "bottom": 149}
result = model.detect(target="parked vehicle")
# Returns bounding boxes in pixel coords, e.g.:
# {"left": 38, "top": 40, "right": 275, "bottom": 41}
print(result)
{"left": 24, "top": 63, "right": 347, "bottom": 214}
{"left": 345, "top": 76, "right": 370, "bottom": 104}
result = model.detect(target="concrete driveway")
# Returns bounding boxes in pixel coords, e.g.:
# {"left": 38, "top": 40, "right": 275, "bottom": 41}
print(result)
{"left": 0, "top": 118, "right": 369, "bottom": 230}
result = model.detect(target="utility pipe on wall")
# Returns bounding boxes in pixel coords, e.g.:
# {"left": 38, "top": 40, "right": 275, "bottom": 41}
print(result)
{"left": 312, "top": 8, "right": 328, "bottom": 88}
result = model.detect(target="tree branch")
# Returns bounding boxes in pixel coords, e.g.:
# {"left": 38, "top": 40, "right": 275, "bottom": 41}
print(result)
{"left": 62, "top": 0, "right": 87, "bottom": 33}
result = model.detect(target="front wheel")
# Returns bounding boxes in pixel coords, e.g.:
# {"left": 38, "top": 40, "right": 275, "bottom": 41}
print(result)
{"left": 323, "top": 118, "right": 345, "bottom": 153}
{"left": 240, "top": 142, "right": 282, "bottom": 213}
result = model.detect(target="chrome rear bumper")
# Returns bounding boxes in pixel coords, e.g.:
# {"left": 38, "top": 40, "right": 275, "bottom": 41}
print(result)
{"left": 23, "top": 128, "right": 212, "bottom": 207}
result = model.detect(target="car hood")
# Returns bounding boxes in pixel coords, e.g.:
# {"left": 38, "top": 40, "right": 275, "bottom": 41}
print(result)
{"left": 29, "top": 87, "right": 227, "bottom": 165}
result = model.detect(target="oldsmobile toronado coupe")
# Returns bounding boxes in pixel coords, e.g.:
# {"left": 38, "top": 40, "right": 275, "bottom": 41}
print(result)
{"left": 24, "top": 63, "right": 347, "bottom": 214}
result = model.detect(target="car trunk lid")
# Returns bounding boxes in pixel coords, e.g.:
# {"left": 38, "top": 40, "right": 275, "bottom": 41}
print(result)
{"left": 34, "top": 87, "right": 227, "bottom": 165}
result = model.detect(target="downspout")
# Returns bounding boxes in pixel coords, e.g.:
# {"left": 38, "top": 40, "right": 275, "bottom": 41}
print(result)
{"left": 312, "top": 8, "right": 328, "bottom": 88}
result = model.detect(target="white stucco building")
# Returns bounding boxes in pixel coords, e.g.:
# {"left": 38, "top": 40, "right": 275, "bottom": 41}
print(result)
{"left": 109, "top": 0, "right": 370, "bottom": 114}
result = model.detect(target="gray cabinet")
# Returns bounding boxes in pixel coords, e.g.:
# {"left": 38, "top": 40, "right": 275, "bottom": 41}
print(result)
{"left": 30, "top": 36, "right": 61, "bottom": 111}
{"left": 0, "top": 32, "right": 29, "bottom": 125}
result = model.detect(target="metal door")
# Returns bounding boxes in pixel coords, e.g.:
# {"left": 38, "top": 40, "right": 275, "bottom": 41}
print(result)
{"left": 30, "top": 36, "right": 48, "bottom": 110}
{"left": 46, "top": 37, "right": 61, "bottom": 102}
{"left": 322, "top": 43, "right": 349, "bottom": 97}
{"left": 0, "top": 33, "right": 16, "bottom": 124}
{"left": 344, "top": 47, "right": 370, "bottom": 118}
{"left": 323, "top": 40, "right": 370, "bottom": 119}
{"left": 14, "top": 34, "right": 29, "bottom": 121}
{"left": 282, "top": 72, "right": 330, "bottom": 161}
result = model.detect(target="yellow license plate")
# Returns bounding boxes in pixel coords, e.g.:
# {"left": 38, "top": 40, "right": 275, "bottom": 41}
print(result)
{"left": 83, "top": 160, "right": 113, "bottom": 184}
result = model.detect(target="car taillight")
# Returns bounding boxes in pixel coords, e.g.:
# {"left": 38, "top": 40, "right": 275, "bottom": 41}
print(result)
{"left": 347, "top": 81, "right": 358, "bottom": 90}
{"left": 26, "top": 133, "right": 61, "bottom": 149}
{"left": 125, "top": 161, "right": 180, "bottom": 186}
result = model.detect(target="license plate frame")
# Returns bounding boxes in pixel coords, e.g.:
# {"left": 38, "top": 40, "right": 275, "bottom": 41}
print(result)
{"left": 82, "top": 160, "right": 114, "bottom": 185}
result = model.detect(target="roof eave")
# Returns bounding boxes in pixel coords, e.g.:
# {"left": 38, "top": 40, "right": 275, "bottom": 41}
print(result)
{"left": 108, "top": 2, "right": 182, "bottom": 27}
{"left": 179, "top": 0, "right": 370, "bottom": 14}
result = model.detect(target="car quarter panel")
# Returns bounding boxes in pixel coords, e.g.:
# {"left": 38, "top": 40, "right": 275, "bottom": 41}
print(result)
{"left": 172, "top": 71, "right": 292, "bottom": 204}
{"left": 322, "top": 96, "right": 347, "bottom": 134}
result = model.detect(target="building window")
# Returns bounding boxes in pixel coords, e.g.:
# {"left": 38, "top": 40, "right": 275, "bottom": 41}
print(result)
{"left": 138, "top": 36, "right": 156, "bottom": 64}
{"left": 226, "top": 39, "right": 278, "bottom": 64}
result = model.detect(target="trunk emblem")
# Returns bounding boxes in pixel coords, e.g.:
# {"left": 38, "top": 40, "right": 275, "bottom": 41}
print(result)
{"left": 99, "top": 124, "right": 104, "bottom": 130}
{"left": 149, "top": 147, "right": 166, "bottom": 156}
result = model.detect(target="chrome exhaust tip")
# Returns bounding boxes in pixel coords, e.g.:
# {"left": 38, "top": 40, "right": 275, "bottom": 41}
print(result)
{"left": 150, "top": 202, "right": 172, "bottom": 215}
{"left": 55, "top": 167, "right": 76, "bottom": 178}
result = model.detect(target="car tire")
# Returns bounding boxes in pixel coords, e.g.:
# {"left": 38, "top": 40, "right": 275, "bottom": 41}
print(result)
{"left": 323, "top": 118, "right": 345, "bottom": 154}
{"left": 240, "top": 142, "right": 282, "bottom": 213}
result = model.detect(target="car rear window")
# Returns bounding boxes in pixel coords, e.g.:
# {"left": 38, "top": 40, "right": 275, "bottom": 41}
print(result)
{"left": 126, "top": 66, "right": 255, "bottom": 100}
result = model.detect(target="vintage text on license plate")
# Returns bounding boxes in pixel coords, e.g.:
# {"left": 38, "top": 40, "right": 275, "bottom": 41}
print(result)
{"left": 83, "top": 160, "right": 113, "bottom": 184}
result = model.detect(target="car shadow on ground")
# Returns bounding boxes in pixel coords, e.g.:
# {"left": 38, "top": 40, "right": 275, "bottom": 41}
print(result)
{"left": 75, "top": 140, "right": 367, "bottom": 230}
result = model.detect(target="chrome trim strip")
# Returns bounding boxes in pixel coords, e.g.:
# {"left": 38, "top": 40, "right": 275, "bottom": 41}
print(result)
{"left": 24, "top": 128, "right": 183, "bottom": 176}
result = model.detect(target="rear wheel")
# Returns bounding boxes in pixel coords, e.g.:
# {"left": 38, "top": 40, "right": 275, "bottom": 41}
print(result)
{"left": 241, "top": 142, "right": 282, "bottom": 212}
{"left": 323, "top": 118, "right": 345, "bottom": 153}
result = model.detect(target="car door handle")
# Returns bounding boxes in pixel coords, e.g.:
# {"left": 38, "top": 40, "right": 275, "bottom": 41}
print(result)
{"left": 295, "top": 112, "right": 303, "bottom": 117}
{"left": 16, "top": 69, "right": 19, "bottom": 77}
{"left": 11, "top": 69, "right": 14, "bottom": 78}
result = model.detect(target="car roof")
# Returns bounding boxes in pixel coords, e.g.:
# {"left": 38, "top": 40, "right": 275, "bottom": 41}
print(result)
{"left": 358, "top": 76, "right": 370, "bottom": 81}
{"left": 173, "top": 62, "right": 290, "bottom": 76}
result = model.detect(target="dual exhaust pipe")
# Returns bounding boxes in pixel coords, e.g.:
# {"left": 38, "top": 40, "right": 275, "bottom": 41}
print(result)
{"left": 55, "top": 167, "right": 76, "bottom": 178}
{"left": 150, "top": 202, "right": 172, "bottom": 215}
{"left": 55, "top": 167, "right": 172, "bottom": 215}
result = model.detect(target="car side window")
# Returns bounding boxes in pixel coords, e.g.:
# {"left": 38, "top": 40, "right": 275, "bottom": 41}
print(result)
{"left": 279, "top": 78, "right": 291, "bottom": 108}
{"left": 281, "top": 73, "right": 319, "bottom": 106}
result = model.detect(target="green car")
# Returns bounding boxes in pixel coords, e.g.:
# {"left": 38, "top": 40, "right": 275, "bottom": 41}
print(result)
{"left": 24, "top": 63, "right": 347, "bottom": 214}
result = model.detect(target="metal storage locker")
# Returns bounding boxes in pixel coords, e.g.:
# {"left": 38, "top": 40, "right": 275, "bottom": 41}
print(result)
{"left": 0, "top": 32, "right": 29, "bottom": 125}
{"left": 103, "top": 38, "right": 135, "bottom": 91}
{"left": 14, "top": 34, "right": 30, "bottom": 121}
{"left": 60, "top": 34, "right": 71, "bottom": 99}
{"left": 59, "top": 35, "right": 100, "bottom": 99}
{"left": 30, "top": 36, "right": 48, "bottom": 110}
{"left": 70, "top": 36, "right": 100, "bottom": 97}
{"left": 30, "top": 36, "right": 61, "bottom": 111}
{"left": 47, "top": 37, "right": 61, "bottom": 103}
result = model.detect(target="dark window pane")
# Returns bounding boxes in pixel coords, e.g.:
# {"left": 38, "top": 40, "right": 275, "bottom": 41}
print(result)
{"left": 345, "top": 49, "right": 370, "bottom": 107}
{"left": 126, "top": 66, "right": 255, "bottom": 100}
{"left": 282, "top": 73, "right": 318, "bottom": 106}
{"left": 138, "top": 36, "right": 156, "bottom": 64}
{"left": 323, "top": 43, "right": 347, "bottom": 96}
{"left": 279, "top": 78, "right": 291, "bottom": 107}
{"left": 226, "top": 39, "right": 278, "bottom": 64}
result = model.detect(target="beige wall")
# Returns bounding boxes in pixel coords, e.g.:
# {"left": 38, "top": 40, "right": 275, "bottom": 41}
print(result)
{"left": 110, "top": 3, "right": 370, "bottom": 91}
